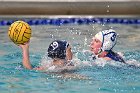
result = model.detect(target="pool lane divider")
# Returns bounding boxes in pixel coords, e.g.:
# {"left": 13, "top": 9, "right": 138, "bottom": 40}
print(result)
{"left": 0, "top": 18, "right": 140, "bottom": 26}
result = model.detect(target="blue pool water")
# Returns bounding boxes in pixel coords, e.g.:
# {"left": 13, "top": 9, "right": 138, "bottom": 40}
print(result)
{"left": 0, "top": 17, "right": 140, "bottom": 93}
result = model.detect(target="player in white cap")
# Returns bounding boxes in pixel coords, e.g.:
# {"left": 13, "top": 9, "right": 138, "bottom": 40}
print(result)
{"left": 90, "top": 29, "right": 125, "bottom": 63}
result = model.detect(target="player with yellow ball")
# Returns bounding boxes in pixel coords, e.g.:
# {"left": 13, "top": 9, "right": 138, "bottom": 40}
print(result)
{"left": 8, "top": 20, "right": 91, "bottom": 79}
{"left": 8, "top": 20, "right": 73, "bottom": 71}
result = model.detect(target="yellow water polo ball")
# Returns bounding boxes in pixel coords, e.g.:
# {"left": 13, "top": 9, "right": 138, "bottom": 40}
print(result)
{"left": 8, "top": 21, "right": 31, "bottom": 45}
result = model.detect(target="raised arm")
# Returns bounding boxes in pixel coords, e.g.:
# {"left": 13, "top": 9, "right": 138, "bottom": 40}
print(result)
{"left": 19, "top": 42, "right": 33, "bottom": 69}
{"left": 19, "top": 42, "right": 45, "bottom": 70}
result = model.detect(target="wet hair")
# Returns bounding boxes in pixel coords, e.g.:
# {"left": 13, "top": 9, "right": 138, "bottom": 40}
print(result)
{"left": 47, "top": 40, "right": 69, "bottom": 59}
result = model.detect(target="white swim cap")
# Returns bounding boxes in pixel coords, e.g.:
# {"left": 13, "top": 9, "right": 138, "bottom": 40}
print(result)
{"left": 95, "top": 29, "right": 117, "bottom": 51}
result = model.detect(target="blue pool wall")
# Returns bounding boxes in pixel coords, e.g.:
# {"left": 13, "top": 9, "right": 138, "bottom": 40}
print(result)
{"left": 0, "top": 17, "right": 140, "bottom": 26}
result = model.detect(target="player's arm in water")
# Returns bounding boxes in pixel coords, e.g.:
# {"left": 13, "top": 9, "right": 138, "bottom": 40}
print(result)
{"left": 19, "top": 42, "right": 44, "bottom": 70}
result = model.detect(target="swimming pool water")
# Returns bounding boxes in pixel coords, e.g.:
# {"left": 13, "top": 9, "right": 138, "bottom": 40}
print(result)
{"left": 0, "top": 18, "right": 140, "bottom": 93}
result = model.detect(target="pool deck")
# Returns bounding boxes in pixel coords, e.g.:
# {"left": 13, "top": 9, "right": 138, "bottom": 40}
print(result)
{"left": 0, "top": 0, "right": 140, "bottom": 15}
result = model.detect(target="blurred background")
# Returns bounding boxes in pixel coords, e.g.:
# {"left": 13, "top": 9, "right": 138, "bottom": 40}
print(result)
{"left": 0, "top": 0, "right": 140, "bottom": 15}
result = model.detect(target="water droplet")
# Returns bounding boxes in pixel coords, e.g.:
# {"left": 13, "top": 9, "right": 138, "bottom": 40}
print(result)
{"left": 84, "top": 36, "right": 87, "bottom": 46}
{"left": 107, "top": 10, "right": 110, "bottom": 13}
{"left": 51, "top": 34, "right": 54, "bottom": 38}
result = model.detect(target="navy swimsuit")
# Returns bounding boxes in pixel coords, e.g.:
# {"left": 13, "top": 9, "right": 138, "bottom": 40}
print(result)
{"left": 106, "top": 50, "right": 125, "bottom": 63}
{"left": 92, "top": 50, "right": 125, "bottom": 63}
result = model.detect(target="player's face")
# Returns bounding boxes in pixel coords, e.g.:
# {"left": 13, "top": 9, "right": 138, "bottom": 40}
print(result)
{"left": 90, "top": 37, "right": 102, "bottom": 55}
{"left": 66, "top": 46, "right": 73, "bottom": 61}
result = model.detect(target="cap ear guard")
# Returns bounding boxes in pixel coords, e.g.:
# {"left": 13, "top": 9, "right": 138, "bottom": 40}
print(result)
{"left": 102, "top": 29, "right": 117, "bottom": 51}
{"left": 102, "top": 41, "right": 115, "bottom": 51}
{"left": 66, "top": 42, "right": 69, "bottom": 48}
{"left": 98, "top": 48, "right": 103, "bottom": 54}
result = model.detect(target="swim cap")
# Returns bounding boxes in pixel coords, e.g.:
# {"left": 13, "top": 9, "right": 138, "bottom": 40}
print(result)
{"left": 95, "top": 29, "right": 117, "bottom": 51}
{"left": 47, "top": 40, "right": 69, "bottom": 59}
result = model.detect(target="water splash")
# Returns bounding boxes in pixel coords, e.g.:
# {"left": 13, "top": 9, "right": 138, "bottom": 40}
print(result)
{"left": 84, "top": 36, "right": 87, "bottom": 47}
{"left": 126, "top": 59, "right": 140, "bottom": 67}
{"left": 107, "top": 10, "right": 110, "bottom": 13}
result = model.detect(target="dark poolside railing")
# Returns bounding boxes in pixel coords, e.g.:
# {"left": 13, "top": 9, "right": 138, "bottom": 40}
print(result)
{"left": 0, "top": 17, "right": 140, "bottom": 26}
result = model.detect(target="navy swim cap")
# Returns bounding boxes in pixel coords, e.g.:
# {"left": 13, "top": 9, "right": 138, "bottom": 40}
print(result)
{"left": 47, "top": 40, "right": 69, "bottom": 59}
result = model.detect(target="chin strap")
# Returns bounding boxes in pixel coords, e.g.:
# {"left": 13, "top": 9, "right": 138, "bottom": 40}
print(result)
{"left": 92, "top": 48, "right": 108, "bottom": 60}
{"left": 96, "top": 48, "right": 103, "bottom": 58}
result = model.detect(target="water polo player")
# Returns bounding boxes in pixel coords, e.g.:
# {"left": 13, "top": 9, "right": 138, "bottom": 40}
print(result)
{"left": 19, "top": 40, "right": 73, "bottom": 70}
{"left": 47, "top": 40, "right": 73, "bottom": 67}
{"left": 90, "top": 29, "right": 125, "bottom": 63}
